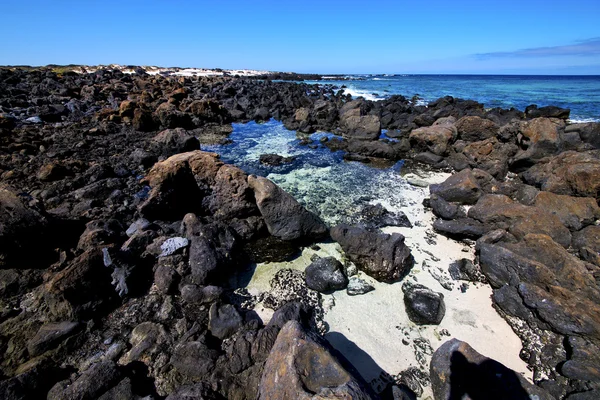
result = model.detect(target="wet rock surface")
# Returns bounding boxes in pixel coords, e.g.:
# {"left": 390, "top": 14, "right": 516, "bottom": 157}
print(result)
{"left": 0, "top": 66, "right": 597, "bottom": 399}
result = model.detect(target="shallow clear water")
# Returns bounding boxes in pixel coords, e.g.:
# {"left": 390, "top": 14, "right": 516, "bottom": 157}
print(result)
{"left": 203, "top": 120, "right": 422, "bottom": 226}
{"left": 310, "top": 74, "right": 600, "bottom": 122}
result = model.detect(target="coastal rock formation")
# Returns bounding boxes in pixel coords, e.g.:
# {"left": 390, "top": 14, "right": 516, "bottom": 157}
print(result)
{"left": 402, "top": 283, "right": 446, "bottom": 325}
{"left": 430, "top": 339, "right": 554, "bottom": 400}
{"left": 0, "top": 65, "right": 598, "bottom": 399}
{"left": 304, "top": 257, "right": 349, "bottom": 293}
{"left": 248, "top": 175, "right": 328, "bottom": 241}
{"left": 331, "top": 224, "right": 414, "bottom": 283}
{"left": 258, "top": 320, "right": 372, "bottom": 400}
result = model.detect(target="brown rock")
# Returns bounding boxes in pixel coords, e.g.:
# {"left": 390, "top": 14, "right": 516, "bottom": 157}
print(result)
{"left": 430, "top": 339, "right": 554, "bottom": 400}
{"left": 206, "top": 164, "right": 258, "bottom": 220}
{"left": 521, "top": 150, "right": 600, "bottom": 198}
{"left": 258, "top": 320, "right": 371, "bottom": 400}
{"left": 462, "top": 138, "right": 518, "bottom": 180}
{"left": 455, "top": 116, "right": 499, "bottom": 142}
{"left": 533, "top": 191, "right": 600, "bottom": 231}
{"left": 479, "top": 234, "right": 600, "bottom": 338}
{"left": 248, "top": 175, "right": 327, "bottom": 241}
{"left": 572, "top": 225, "right": 600, "bottom": 267}
{"left": 429, "top": 169, "right": 483, "bottom": 204}
{"left": 44, "top": 248, "right": 116, "bottom": 319}
{"left": 409, "top": 124, "right": 456, "bottom": 156}
{"left": 118, "top": 100, "right": 136, "bottom": 118}
{"left": 468, "top": 194, "right": 572, "bottom": 247}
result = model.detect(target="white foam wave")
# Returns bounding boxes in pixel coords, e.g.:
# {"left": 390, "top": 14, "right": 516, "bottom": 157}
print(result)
{"left": 338, "top": 87, "right": 383, "bottom": 102}
{"left": 567, "top": 117, "right": 600, "bottom": 124}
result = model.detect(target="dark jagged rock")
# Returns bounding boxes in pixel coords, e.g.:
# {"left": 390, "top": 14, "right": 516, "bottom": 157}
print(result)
{"left": 360, "top": 203, "right": 412, "bottom": 229}
{"left": 429, "top": 169, "right": 483, "bottom": 204}
{"left": 331, "top": 224, "right": 414, "bottom": 283}
{"left": 402, "top": 282, "right": 445, "bottom": 325}
{"left": 248, "top": 175, "right": 327, "bottom": 242}
{"left": 208, "top": 303, "right": 243, "bottom": 340}
{"left": 572, "top": 225, "right": 600, "bottom": 267}
{"left": 430, "top": 339, "right": 554, "bottom": 400}
{"left": 259, "top": 153, "right": 295, "bottom": 166}
{"left": 27, "top": 321, "right": 82, "bottom": 357}
{"left": 47, "top": 360, "right": 122, "bottom": 400}
{"left": 257, "top": 320, "right": 372, "bottom": 400}
{"left": 0, "top": 184, "right": 49, "bottom": 267}
{"left": 455, "top": 116, "right": 499, "bottom": 142}
{"left": 304, "top": 257, "right": 348, "bottom": 293}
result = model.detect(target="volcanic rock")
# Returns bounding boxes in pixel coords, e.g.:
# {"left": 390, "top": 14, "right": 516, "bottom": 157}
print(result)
{"left": 304, "top": 257, "right": 348, "bottom": 293}
{"left": 248, "top": 175, "right": 327, "bottom": 241}
{"left": 331, "top": 224, "right": 414, "bottom": 283}
{"left": 430, "top": 339, "right": 554, "bottom": 400}
{"left": 257, "top": 320, "right": 371, "bottom": 400}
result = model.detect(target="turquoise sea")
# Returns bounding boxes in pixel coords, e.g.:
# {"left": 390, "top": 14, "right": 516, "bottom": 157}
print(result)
{"left": 312, "top": 75, "right": 600, "bottom": 122}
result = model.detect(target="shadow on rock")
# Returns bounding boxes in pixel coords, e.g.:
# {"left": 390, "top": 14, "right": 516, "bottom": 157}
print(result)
{"left": 325, "top": 331, "right": 394, "bottom": 396}
{"left": 448, "top": 351, "right": 530, "bottom": 400}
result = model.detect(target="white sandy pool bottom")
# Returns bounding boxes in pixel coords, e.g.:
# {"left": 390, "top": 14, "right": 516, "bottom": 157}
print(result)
{"left": 244, "top": 170, "right": 530, "bottom": 399}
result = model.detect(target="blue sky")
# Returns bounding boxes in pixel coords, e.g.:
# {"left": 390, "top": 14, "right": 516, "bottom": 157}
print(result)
{"left": 2, "top": 0, "right": 600, "bottom": 74}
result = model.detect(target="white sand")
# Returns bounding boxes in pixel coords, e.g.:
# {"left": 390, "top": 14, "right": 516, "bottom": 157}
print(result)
{"left": 244, "top": 169, "right": 530, "bottom": 398}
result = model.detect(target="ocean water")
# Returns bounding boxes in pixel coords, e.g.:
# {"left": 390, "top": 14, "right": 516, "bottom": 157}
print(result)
{"left": 203, "top": 120, "right": 425, "bottom": 225}
{"left": 311, "top": 75, "right": 600, "bottom": 122}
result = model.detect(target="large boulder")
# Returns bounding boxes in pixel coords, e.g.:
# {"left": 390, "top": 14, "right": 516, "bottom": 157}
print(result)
{"left": 572, "top": 225, "right": 600, "bottom": 266}
{"left": 338, "top": 99, "right": 381, "bottom": 140}
{"left": 205, "top": 164, "right": 258, "bottom": 220}
{"left": 150, "top": 128, "right": 200, "bottom": 157}
{"left": 461, "top": 138, "right": 518, "bottom": 180}
{"left": 532, "top": 191, "right": 600, "bottom": 231}
{"left": 139, "top": 152, "right": 206, "bottom": 221}
{"left": 430, "top": 339, "right": 554, "bottom": 400}
{"left": 479, "top": 234, "right": 600, "bottom": 338}
{"left": 0, "top": 184, "right": 48, "bottom": 267}
{"left": 43, "top": 248, "right": 117, "bottom": 320}
{"left": 520, "top": 150, "right": 600, "bottom": 198}
{"left": 409, "top": 124, "right": 456, "bottom": 156}
{"left": 248, "top": 175, "right": 327, "bottom": 241}
{"left": 330, "top": 224, "right": 414, "bottom": 283}
{"left": 511, "top": 117, "right": 564, "bottom": 170}
{"left": 304, "top": 257, "right": 348, "bottom": 293}
{"left": 429, "top": 169, "right": 483, "bottom": 205}
{"left": 455, "top": 116, "right": 499, "bottom": 142}
{"left": 258, "top": 320, "right": 371, "bottom": 400}
{"left": 403, "top": 283, "right": 445, "bottom": 325}
{"left": 468, "top": 194, "right": 572, "bottom": 247}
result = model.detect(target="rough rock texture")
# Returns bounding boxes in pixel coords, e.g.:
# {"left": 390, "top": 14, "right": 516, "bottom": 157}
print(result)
{"left": 468, "top": 194, "right": 572, "bottom": 247}
{"left": 521, "top": 150, "right": 600, "bottom": 197}
{"left": 402, "top": 283, "right": 446, "bottom": 325}
{"left": 304, "top": 257, "right": 349, "bottom": 293}
{"left": 455, "top": 116, "right": 499, "bottom": 142}
{"left": 430, "top": 339, "right": 554, "bottom": 400}
{"left": 409, "top": 124, "right": 456, "bottom": 156}
{"left": 257, "top": 320, "right": 372, "bottom": 400}
{"left": 331, "top": 224, "right": 414, "bottom": 283}
{"left": 532, "top": 191, "right": 600, "bottom": 231}
{"left": 248, "top": 175, "right": 327, "bottom": 241}
{"left": 429, "top": 169, "right": 483, "bottom": 204}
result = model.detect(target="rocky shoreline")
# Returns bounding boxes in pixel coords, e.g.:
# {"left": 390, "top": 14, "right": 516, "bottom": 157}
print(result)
{"left": 0, "top": 65, "right": 599, "bottom": 399}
